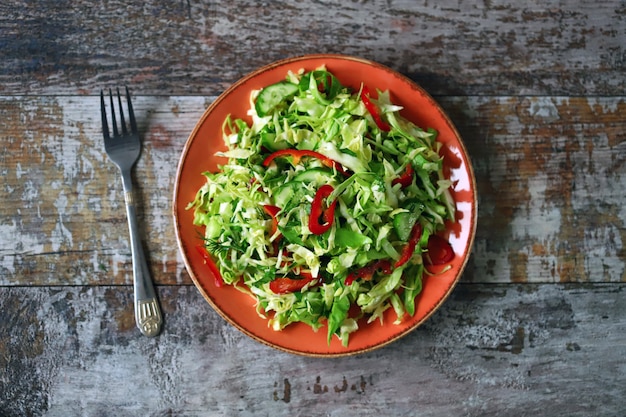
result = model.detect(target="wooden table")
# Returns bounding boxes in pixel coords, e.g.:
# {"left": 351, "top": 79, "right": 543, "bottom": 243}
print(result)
{"left": 2, "top": 1, "right": 625, "bottom": 415}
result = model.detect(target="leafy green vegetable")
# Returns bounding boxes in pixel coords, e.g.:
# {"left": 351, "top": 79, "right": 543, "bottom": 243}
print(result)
{"left": 188, "top": 67, "right": 455, "bottom": 346}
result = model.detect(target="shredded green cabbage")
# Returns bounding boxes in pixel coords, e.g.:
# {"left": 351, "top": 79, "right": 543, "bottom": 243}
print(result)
{"left": 188, "top": 67, "right": 455, "bottom": 347}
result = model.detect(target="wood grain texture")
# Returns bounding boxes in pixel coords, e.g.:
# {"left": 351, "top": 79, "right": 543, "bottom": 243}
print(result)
{"left": 0, "top": 0, "right": 624, "bottom": 96}
{"left": 2, "top": 1, "right": 626, "bottom": 413}
{"left": 1, "top": 95, "right": 624, "bottom": 285}
{"left": 0, "top": 284, "right": 624, "bottom": 416}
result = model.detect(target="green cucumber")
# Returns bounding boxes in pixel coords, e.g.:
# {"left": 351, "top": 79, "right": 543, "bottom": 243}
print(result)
{"left": 273, "top": 183, "right": 297, "bottom": 208}
{"left": 293, "top": 168, "right": 336, "bottom": 185}
{"left": 273, "top": 168, "right": 335, "bottom": 209}
{"left": 335, "top": 228, "right": 372, "bottom": 248}
{"left": 260, "top": 132, "right": 289, "bottom": 152}
{"left": 393, "top": 201, "right": 425, "bottom": 241}
{"left": 273, "top": 182, "right": 309, "bottom": 209}
{"left": 298, "top": 70, "right": 343, "bottom": 102}
{"left": 255, "top": 81, "right": 299, "bottom": 116}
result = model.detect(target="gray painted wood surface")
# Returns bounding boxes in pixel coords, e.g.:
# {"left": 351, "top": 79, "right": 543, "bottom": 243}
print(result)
{"left": 1, "top": 0, "right": 625, "bottom": 415}
{"left": 1, "top": 284, "right": 625, "bottom": 416}
{"left": 2, "top": 95, "right": 623, "bottom": 285}
{"left": 1, "top": 0, "right": 624, "bottom": 97}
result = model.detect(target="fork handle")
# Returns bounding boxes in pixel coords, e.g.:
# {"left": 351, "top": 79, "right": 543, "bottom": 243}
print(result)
{"left": 122, "top": 174, "right": 163, "bottom": 337}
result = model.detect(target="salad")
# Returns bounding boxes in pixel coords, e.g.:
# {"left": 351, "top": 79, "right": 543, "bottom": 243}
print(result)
{"left": 188, "top": 67, "right": 456, "bottom": 347}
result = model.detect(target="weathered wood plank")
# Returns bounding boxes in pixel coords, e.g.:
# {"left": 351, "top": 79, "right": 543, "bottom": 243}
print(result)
{"left": 1, "top": 1, "right": 623, "bottom": 415}
{"left": 1, "top": 95, "right": 624, "bottom": 285}
{"left": 0, "top": 0, "right": 624, "bottom": 96}
{"left": 0, "top": 283, "right": 624, "bottom": 416}
{"left": 446, "top": 96, "right": 626, "bottom": 283}
{"left": 0, "top": 95, "right": 208, "bottom": 286}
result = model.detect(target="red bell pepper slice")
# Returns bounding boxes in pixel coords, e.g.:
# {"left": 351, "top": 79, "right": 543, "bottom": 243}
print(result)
{"left": 392, "top": 164, "right": 414, "bottom": 188}
{"left": 263, "top": 204, "right": 281, "bottom": 237}
{"left": 360, "top": 86, "right": 391, "bottom": 132}
{"left": 345, "top": 259, "right": 393, "bottom": 286}
{"left": 426, "top": 235, "right": 455, "bottom": 265}
{"left": 195, "top": 245, "right": 225, "bottom": 288}
{"left": 309, "top": 184, "right": 337, "bottom": 235}
{"left": 262, "top": 149, "right": 348, "bottom": 176}
{"left": 269, "top": 271, "right": 318, "bottom": 294}
{"left": 263, "top": 204, "right": 282, "bottom": 255}
{"left": 394, "top": 223, "right": 423, "bottom": 268}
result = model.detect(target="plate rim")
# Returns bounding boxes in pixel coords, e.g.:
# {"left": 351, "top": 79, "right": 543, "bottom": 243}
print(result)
{"left": 173, "top": 53, "right": 478, "bottom": 357}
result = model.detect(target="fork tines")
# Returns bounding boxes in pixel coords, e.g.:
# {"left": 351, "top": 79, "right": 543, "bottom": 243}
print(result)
{"left": 100, "top": 87, "right": 138, "bottom": 140}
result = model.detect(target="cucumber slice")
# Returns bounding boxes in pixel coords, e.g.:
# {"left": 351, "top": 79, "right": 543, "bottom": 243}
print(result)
{"left": 393, "top": 202, "right": 425, "bottom": 241}
{"left": 260, "top": 132, "right": 289, "bottom": 152}
{"left": 273, "top": 183, "right": 296, "bottom": 208}
{"left": 255, "top": 81, "right": 299, "bottom": 116}
{"left": 273, "top": 182, "right": 309, "bottom": 209}
{"left": 293, "top": 168, "right": 336, "bottom": 185}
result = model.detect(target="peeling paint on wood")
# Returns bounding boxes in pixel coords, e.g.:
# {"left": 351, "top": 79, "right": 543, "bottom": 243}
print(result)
{"left": 441, "top": 96, "right": 626, "bottom": 283}
{"left": 0, "top": 284, "right": 625, "bottom": 416}
{"left": 0, "top": 0, "right": 624, "bottom": 96}
{"left": 1, "top": 1, "right": 626, "bottom": 414}
{"left": 1, "top": 96, "right": 623, "bottom": 285}
{"left": 0, "top": 96, "right": 211, "bottom": 285}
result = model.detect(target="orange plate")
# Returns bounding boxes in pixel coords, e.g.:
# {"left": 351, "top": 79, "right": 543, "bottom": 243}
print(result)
{"left": 173, "top": 54, "right": 477, "bottom": 357}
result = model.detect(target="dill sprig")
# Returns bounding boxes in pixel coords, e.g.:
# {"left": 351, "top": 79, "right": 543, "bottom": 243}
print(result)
{"left": 203, "top": 238, "right": 245, "bottom": 255}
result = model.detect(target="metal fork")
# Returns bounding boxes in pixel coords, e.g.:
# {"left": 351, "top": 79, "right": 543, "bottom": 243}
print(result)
{"left": 101, "top": 87, "right": 162, "bottom": 337}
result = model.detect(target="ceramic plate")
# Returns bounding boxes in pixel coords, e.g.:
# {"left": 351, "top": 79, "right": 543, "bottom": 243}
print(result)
{"left": 173, "top": 54, "right": 477, "bottom": 356}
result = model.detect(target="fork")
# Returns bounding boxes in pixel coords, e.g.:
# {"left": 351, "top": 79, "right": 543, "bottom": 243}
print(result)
{"left": 101, "top": 87, "right": 163, "bottom": 337}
